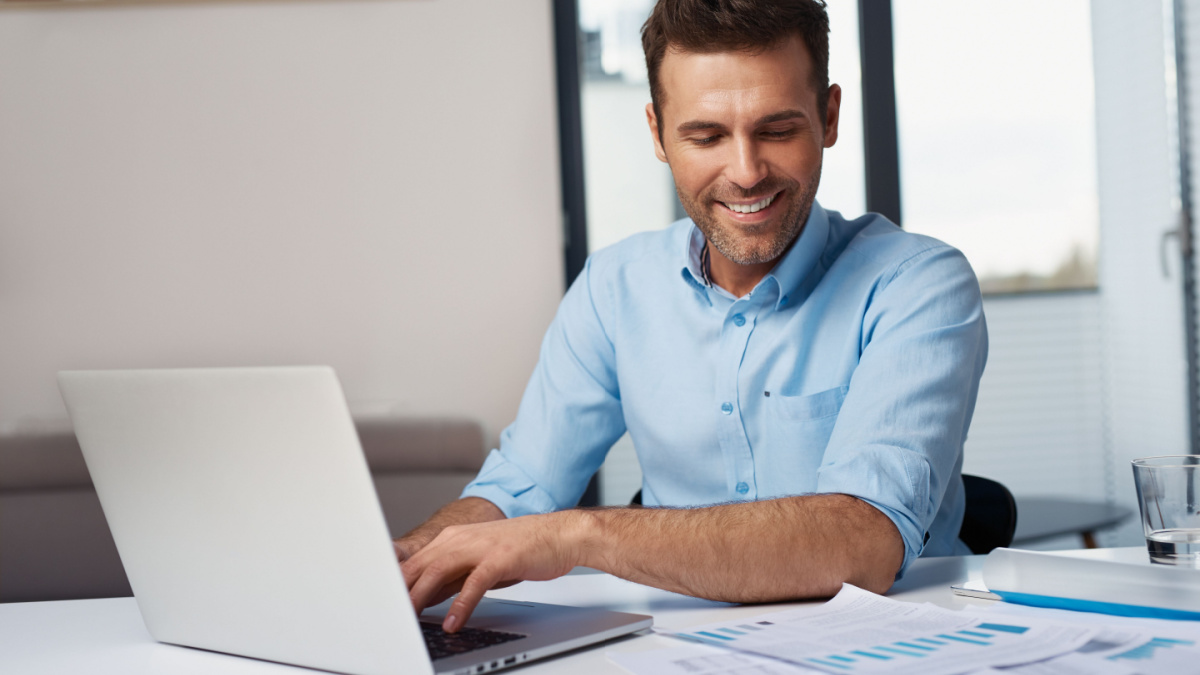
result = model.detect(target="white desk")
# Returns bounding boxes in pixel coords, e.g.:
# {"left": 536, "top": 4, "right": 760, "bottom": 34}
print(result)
{"left": 0, "top": 552, "right": 1007, "bottom": 674}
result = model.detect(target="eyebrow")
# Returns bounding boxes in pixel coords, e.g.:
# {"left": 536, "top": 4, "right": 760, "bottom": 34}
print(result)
{"left": 675, "top": 109, "right": 809, "bottom": 135}
{"left": 756, "top": 109, "right": 808, "bottom": 126}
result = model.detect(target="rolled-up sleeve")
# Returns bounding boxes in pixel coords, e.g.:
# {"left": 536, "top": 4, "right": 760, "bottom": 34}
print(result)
{"left": 816, "top": 244, "right": 987, "bottom": 575}
{"left": 461, "top": 255, "right": 627, "bottom": 517}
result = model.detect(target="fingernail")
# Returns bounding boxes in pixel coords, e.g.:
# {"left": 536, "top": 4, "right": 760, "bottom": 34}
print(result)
{"left": 444, "top": 614, "right": 459, "bottom": 633}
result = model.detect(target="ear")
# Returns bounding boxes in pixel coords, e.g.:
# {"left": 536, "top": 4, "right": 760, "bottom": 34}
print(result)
{"left": 823, "top": 84, "right": 842, "bottom": 148}
{"left": 646, "top": 103, "right": 669, "bottom": 163}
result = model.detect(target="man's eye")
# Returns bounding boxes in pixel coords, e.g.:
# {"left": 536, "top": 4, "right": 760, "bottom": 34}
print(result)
{"left": 691, "top": 135, "right": 720, "bottom": 146}
{"left": 763, "top": 129, "right": 795, "bottom": 139}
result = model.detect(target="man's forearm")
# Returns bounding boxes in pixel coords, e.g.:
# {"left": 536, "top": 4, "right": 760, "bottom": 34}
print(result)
{"left": 395, "top": 497, "right": 505, "bottom": 559}
{"left": 574, "top": 494, "right": 904, "bottom": 601}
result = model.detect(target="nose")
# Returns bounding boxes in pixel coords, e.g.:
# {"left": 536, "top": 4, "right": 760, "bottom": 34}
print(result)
{"left": 725, "top": 136, "right": 768, "bottom": 192}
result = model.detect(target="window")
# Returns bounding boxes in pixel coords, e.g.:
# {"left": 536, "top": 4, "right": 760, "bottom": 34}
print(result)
{"left": 892, "top": 0, "right": 1100, "bottom": 294}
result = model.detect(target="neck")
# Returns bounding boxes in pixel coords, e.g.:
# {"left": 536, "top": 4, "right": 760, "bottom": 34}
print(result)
{"left": 706, "top": 242, "right": 776, "bottom": 298}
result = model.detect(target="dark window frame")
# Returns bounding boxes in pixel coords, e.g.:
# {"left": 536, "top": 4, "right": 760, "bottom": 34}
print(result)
{"left": 552, "top": 0, "right": 601, "bottom": 506}
{"left": 857, "top": 0, "right": 902, "bottom": 226}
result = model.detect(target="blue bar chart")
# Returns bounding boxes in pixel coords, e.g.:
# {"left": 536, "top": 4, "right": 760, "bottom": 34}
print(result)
{"left": 665, "top": 585, "right": 1097, "bottom": 675}
{"left": 683, "top": 622, "right": 1035, "bottom": 672}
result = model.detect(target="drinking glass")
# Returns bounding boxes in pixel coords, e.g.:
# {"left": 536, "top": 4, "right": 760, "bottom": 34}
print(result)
{"left": 1132, "top": 456, "right": 1200, "bottom": 566}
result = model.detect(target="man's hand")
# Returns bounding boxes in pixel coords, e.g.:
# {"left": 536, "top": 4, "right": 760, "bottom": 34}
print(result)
{"left": 402, "top": 512, "right": 585, "bottom": 633}
{"left": 393, "top": 497, "right": 506, "bottom": 562}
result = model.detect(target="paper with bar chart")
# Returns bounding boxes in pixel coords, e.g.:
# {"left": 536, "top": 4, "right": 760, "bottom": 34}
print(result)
{"left": 656, "top": 584, "right": 1097, "bottom": 675}
{"left": 970, "top": 602, "right": 1200, "bottom": 673}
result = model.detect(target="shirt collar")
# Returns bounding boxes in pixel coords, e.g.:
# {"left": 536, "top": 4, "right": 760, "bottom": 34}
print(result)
{"left": 681, "top": 224, "right": 710, "bottom": 290}
{"left": 678, "top": 201, "right": 831, "bottom": 309}
{"left": 764, "top": 201, "right": 830, "bottom": 309}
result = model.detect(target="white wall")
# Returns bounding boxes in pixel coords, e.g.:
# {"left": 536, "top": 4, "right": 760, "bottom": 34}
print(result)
{"left": 0, "top": 0, "right": 565, "bottom": 447}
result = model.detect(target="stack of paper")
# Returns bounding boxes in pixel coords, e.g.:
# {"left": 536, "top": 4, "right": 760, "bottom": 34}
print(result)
{"left": 608, "top": 583, "right": 1200, "bottom": 675}
{"left": 611, "top": 585, "right": 1095, "bottom": 675}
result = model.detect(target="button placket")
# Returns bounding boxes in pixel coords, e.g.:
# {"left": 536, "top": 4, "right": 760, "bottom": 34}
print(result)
{"left": 713, "top": 301, "right": 759, "bottom": 501}
{"left": 737, "top": 307, "right": 761, "bottom": 500}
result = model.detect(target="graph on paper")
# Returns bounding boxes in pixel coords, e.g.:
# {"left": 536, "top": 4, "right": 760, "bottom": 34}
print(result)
{"left": 662, "top": 585, "right": 1097, "bottom": 675}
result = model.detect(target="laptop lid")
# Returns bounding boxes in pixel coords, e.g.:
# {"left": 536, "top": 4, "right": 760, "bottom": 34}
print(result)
{"left": 59, "top": 366, "right": 433, "bottom": 675}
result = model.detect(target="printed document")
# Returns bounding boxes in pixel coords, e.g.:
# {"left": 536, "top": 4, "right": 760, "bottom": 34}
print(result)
{"left": 614, "top": 584, "right": 1096, "bottom": 675}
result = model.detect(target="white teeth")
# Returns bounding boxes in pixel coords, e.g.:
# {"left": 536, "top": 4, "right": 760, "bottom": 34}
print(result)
{"left": 724, "top": 193, "right": 776, "bottom": 214}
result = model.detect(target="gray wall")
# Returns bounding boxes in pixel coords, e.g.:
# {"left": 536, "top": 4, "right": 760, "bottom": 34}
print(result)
{"left": 0, "top": 0, "right": 564, "bottom": 446}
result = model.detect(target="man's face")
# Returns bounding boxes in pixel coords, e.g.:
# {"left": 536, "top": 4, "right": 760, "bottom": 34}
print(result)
{"left": 648, "top": 35, "right": 840, "bottom": 267}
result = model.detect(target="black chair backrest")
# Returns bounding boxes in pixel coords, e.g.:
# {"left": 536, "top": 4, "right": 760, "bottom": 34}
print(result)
{"left": 958, "top": 474, "right": 1018, "bottom": 555}
{"left": 633, "top": 474, "right": 1016, "bottom": 556}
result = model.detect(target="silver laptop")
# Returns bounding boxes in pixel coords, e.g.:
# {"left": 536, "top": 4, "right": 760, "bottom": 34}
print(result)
{"left": 58, "top": 366, "right": 651, "bottom": 675}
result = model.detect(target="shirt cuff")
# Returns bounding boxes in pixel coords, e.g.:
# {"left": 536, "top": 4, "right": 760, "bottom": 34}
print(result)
{"left": 816, "top": 447, "right": 933, "bottom": 580}
{"left": 460, "top": 449, "right": 560, "bottom": 518}
{"left": 850, "top": 494, "right": 926, "bottom": 580}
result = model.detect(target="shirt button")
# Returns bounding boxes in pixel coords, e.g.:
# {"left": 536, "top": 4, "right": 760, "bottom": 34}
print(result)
{"left": 736, "top": 482, "right": 749, "bottom": 494}
{"left": 732, "top": 313, "right": 746, "bottom": 327}
{"left": 720, "top": 402, "right": 733, "bottom": 414}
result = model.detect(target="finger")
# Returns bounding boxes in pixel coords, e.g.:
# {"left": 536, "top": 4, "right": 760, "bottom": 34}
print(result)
{"left": 401, "top": 528, "right": 458, "bottom": 588}
{"left": 401, "top": 541, "right": 441, "bottom": 590}
{"left": 402, "top": 548, "right": 449, "bottom": 592}
{"left": 422, "top": 576, "right": 467, "bottom": 611}
{"left": 401, "top": 556, "right": 423, "bottom": 590}
{"left": 442, "top": 565, "right": 502, "bottom": 633}
{"left": 409, "top": 558, "right": 473, "bottom": 614}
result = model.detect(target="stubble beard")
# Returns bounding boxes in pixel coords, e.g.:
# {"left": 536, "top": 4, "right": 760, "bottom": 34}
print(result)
{"left": 678, "top": 163, "right": 822, "bottom": 267}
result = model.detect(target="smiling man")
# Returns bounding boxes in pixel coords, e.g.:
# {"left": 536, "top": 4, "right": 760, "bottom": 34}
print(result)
{"left": 398, "top": 0, "right": 987, "bottom": 633}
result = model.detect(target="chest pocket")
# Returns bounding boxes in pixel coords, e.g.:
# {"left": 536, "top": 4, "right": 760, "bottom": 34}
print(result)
{"left": 775, "top": 385, "right": 849, "bottom": 421}
{"left": 758, "top": 385, "right": 850, "bottom": 492}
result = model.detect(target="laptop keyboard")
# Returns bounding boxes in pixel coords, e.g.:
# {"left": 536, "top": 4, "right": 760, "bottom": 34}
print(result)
{"left": 420, "top": 621, "right": 527, "bottom": 661}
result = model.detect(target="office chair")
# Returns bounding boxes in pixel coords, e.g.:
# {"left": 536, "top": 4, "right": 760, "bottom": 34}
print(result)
{"left": 958, "top": 474, "right": 1017, "bottom": 554}
{"left": 627, "top": 473, "right": 1017, "bottom": 555}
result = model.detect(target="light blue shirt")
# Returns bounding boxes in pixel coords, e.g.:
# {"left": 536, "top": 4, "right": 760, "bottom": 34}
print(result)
{"left": 462, "top": 203, "right": 987, "bottom": 573}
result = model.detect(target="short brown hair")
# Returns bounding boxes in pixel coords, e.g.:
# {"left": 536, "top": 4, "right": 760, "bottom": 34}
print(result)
{"left": 642, "top": 0, "right": 830, "bottom": 132}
